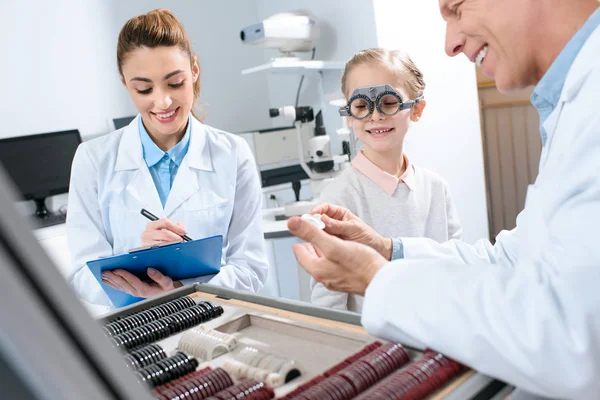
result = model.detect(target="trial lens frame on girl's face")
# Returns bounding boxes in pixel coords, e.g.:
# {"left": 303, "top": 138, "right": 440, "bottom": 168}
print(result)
{"left": 339, "top": 84, "right": 424, "bottom": 120}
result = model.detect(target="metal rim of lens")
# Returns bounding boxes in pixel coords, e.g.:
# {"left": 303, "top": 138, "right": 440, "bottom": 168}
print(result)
{"left": 348, "top": 94, "right": 373, "bottom": 120}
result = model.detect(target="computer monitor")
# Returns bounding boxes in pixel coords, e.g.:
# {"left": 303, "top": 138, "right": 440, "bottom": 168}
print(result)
{"left": 113, "top": 115, "right": 136, "bottom": 130}
{"left": 0, "top": 130, "right": 81, "bottom": 219}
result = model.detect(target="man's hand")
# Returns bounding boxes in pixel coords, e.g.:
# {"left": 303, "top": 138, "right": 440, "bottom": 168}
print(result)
{"left": 311, "top": 203, "right": 393, "bottom": 260}
{"left": 141, "top": 218, "right": 187, "bottom": 246}
{"left": 287, "top": 216, "right": 388, "bottom": 295}
{"left": 101, "top": 268, "right": 182, "bottom": 298}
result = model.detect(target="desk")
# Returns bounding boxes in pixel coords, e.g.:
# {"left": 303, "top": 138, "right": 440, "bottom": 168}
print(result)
{"left": 261, "top": 207, "right": 293, "bottom": 239}
{"left": 34, "top": 224, "right": 112, "bottom": 317}
{"left": 34, "top": 223, "right": 70, "bottom": 277}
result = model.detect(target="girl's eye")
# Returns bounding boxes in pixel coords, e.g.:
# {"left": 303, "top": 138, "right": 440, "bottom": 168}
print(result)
{"left": 137, "top": 88, "right": 152, "bottom": 95}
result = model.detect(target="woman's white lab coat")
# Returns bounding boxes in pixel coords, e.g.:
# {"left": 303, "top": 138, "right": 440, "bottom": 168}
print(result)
{"left": 66, "top": 117, "right": 268, "bottom": 307}
{"left": 361, "top": 26, "right": 600, "bottom": 398}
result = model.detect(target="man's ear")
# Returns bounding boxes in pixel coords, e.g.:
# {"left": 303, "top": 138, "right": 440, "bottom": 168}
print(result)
{"left": 410, "top": 99, "right": 426, "bottom": 122}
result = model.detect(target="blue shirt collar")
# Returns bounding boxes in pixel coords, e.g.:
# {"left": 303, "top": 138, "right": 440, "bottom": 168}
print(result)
{"left": 139, "top": 115, "right": 192, "bottom": 168}
{"left": 531, "top": 7, "right": 600, "bottom": 144}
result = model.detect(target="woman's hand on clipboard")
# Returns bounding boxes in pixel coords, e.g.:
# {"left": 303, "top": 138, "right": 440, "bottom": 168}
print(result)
{"left": 101, "top": 267, "right": 183, "bottom": 298}
{"left": 100, "top": 217, "right": 187, "bottom": 297}
{"left": 141, "top": 217, "right": 188, "bottom": 246}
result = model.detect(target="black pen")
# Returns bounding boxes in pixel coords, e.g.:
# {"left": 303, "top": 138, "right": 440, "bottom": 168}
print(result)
{"left": 140, "top": 208, "right": 193, "bottom": 242}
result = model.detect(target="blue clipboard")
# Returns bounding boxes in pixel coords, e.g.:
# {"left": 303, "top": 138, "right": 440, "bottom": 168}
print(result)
{"left": 87, "top": 235, "right": 223, "bottom": 308}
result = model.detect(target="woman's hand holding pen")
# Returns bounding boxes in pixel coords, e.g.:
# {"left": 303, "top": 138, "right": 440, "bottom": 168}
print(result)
{"left": 101, "top": 217, "right": 186, "bottom": 297}
{"left": 141, "top": 218, "right": 188, "bottom": 246}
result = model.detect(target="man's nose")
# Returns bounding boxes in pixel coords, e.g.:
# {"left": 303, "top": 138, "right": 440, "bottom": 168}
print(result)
{"left": 445, "top": 21, "right": 465, "bottom": 57}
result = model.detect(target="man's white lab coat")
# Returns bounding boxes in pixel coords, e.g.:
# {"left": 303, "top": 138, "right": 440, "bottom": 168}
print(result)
{"left": 362, "top": 25, "right": 600, "bottom": 399}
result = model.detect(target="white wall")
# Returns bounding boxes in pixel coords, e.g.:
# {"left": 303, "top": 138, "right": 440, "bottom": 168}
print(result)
{"left": 107, "top": 0, "right": 272, "bottom": 134}
{"left": 0, "top": 1, "right": 272, "bottom": 138}
{"left": 0, "top": 1, "right": 128, "bottom": 139}
{"left": 372, "top": 0, "right": 489, "bottom": 243}
{"left": 1, "top": 1, "right": 273, "bottom": 213}
{"left": 255, "top": 0, "right": 380, "bottom": 154}
{"left": 0, "top": 1, "right": 130, "bottom": 213}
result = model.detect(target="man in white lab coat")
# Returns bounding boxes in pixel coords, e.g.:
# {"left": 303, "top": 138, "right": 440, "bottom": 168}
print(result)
{"left": 287, "top": 0, "right": 600, "bottom": 398}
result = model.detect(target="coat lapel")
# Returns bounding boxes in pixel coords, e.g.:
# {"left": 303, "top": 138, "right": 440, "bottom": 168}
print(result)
{"left": 114, "top": 117, "right": 164, "bottom": 215}
{"left": 164, "top": 118, "right": 214, "bottom": 217}
{"left": 543, "top": 25, "right": 600, "bottom": 160}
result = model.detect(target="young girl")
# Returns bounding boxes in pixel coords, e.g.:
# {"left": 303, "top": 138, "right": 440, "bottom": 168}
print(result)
{"left": 311, "top": 48, "right": 462, "bottom": 312}
{"left": 67, "top": 9, "right": 268, "bottom": 307}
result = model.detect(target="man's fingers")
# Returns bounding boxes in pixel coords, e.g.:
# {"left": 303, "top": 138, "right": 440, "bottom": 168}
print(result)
{"left": 320, "top": 214, "right": 356, "bottom": 237}
{"left": 288, "top": 217, "right": 344, "bottom": 260}
{"left": 313, "top": 243, "right": 325, "bottom": 257}
{"left": 147, "top": 268, "right": 173, "bottom": 290}
{"left": 294, "top": 242, "right": 319, "bottom": 257}
{"left": 292, "top": 242, "right": 336, "bottom": 285}
{"left": 311, "top": 202, "right": 359, "bottom": 222}
{"left": 310, "top": 202, "right": 332, "bottom": 215}
{"left": 310, "top": 203, "right": 344, "bottom": 218}
{"left": 292, "top": 243, "right": 320, "bottom": 276}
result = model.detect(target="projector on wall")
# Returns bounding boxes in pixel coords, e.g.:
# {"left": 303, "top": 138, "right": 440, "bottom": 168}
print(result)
{"left": 240, "top": 11, "right": 319, "bottom": 57}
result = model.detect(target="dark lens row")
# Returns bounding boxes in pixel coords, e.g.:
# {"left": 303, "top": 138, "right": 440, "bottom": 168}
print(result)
{"left": 354, "top": 343, "right": 411, "bottom": 380}
{"left": 134, "top": 351, "right": 199, "bottom": 388}
{"left": 280, "top": 342, "right": 384, "bottom": 400}
{"left": 111, "top": 319, "right": 171, "bottom": 350}
{"left": 104, "top": 296, "right": 196, "bottom": 337}
{"left": 153, "top": 368, "right": 234, "bottom": 400}
{"left": 111, "top": 302, "right": 224, "bottom": 350}
{"left": 324, "top": 341, "right": 383, "bottom": 377}
{"left": 124, "top": 344, "right": 167, "bottom": 370}
{"left": 205, "top": 379, "right": 274, "bottom": 400}
{"left": 279, "top": 375, "right": 325, "bottom": 400}
{"left": 153, "top": 367, "right": 212, "bottom": 393}
{"left": 286, "top": 343, "right": 410, "bottom": 400}
{"left": 111, "top": 296, "right": 197, "bottom": 323}
{"left": 354, "top": 350, "right": 466, "bottom": 400}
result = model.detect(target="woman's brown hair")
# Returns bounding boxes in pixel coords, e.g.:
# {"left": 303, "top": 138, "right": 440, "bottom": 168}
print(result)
{"left": 117, "top": 8, "right": 203, "bottom": 120}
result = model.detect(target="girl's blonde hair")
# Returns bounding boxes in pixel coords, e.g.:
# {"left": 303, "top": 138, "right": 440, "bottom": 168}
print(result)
{"left": 341, "top": 48, "right": 425, "bottom": 100}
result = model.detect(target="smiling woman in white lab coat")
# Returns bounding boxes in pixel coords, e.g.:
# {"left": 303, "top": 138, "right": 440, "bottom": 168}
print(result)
{"left": 66, "top": 8, "right": 267, "bottom": 307}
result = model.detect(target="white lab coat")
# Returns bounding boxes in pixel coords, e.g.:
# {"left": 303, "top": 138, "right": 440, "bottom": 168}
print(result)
{"left": 362, "top": 26, "right": 600, "bottom": 399}
{"left": 67, "top": 117, "right": 268, "bottom": 307}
